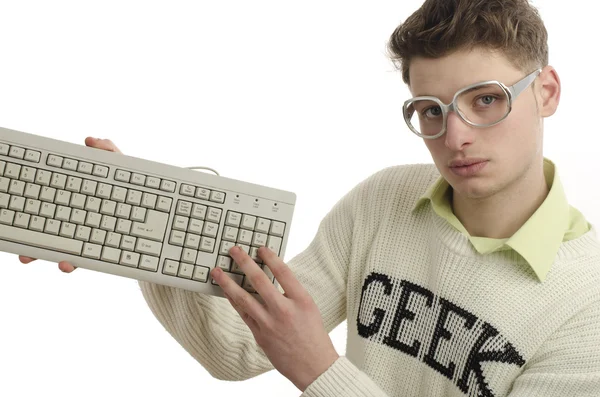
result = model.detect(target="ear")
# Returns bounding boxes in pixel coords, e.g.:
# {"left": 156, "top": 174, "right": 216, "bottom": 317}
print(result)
{"left": 536, "top": 65, "right": 561, "bottom": 117}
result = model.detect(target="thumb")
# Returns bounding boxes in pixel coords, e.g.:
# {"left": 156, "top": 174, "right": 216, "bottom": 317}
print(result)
{"left": 84, "top": 137, "right": 122, "bottom": 153}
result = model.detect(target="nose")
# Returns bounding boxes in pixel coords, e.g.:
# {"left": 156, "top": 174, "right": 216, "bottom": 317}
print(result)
{"left": 444, "top": 110, "right": 476, "bottom": 150}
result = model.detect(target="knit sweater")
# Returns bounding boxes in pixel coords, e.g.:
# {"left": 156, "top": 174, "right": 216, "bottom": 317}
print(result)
{"left": 138, "top": 163, "right": 600, "bottom": 397}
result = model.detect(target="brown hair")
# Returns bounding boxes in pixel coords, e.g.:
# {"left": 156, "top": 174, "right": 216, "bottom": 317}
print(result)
{"left": 387, "top": 0, "right": 549, "bottom": 86}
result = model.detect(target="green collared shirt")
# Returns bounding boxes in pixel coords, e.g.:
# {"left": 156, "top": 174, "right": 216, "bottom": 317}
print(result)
{"left": 412, "top": 157, "right": 590, "bottom": 282}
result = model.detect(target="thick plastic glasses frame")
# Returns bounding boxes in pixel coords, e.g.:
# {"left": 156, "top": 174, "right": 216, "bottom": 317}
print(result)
{"left": 403, "top": 68, "right": 542, "bottom": 139}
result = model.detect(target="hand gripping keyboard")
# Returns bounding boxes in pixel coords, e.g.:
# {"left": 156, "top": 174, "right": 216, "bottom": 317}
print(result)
{"left": 0, "top": 126, "right": 296, "bottom": 299}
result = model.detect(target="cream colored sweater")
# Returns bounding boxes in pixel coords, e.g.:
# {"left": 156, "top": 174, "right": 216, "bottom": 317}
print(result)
{"left": 138, "top": 163, "right": 600, "bottom": 397}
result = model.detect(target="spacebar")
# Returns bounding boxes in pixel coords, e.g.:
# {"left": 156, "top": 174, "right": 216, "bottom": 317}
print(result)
{"left": 0, "top": 224, "right": 83, "bottom": 256}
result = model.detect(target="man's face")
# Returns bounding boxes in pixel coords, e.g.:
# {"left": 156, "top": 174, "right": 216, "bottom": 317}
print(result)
{"left": 408, "top": 47, "right": 547, "bottom": 201}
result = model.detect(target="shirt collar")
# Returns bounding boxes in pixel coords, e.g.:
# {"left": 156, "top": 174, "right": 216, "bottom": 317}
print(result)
{"left": 412, "top": 157, "right": 569, "bottom": 282}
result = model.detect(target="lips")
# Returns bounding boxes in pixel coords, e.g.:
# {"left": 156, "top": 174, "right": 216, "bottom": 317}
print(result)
{"left": 449, "top": 159, "right": 488, "bottom": 168}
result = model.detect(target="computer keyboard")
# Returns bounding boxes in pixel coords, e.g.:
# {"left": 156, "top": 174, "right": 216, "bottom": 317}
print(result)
{"left": 0, "top": 126, "right": 296, "bottom": 300}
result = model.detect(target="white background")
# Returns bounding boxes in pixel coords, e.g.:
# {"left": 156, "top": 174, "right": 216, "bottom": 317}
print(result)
{"left": 0, "top": 1, "right": 598, "bottom": 396}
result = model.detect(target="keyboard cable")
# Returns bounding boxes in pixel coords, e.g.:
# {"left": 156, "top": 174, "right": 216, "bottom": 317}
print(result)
{"left": 186, "top": 166, "right": 220, "bottom": 176}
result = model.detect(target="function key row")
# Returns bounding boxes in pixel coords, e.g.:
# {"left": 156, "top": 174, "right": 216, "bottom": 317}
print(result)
{"left": 115, "top": 169, "right": 176, "bottom": 193}
{"left": 47, "top": 154, "right": 109, "bottom": 178}
{"left": 179, "top": 183, "right": 225, "bottom": 204}
{"left": 0, "top": 142, "right": 41, "bottom": 163}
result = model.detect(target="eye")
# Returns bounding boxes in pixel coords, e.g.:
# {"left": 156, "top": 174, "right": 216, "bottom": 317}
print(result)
{"left": 423, "top": 106, "right": 442, "bottom": 118}
{"left": 477, "top": 95, "right": 498, "bottom": 106}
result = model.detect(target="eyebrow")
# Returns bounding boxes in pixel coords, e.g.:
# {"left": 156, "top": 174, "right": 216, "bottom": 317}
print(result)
{"left": 414, "top": 84, "right": 489, "bottom": 98}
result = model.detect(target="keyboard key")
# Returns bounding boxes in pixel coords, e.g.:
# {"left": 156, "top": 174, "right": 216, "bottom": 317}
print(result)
{"left": 120, "top": 251, "right": 140, "bottom": 267}
{"left": 139, "top": 255, "right": 158, "bottom": 271}
{"left": 195, "top": 188, "right": 210, "bottom": 200}
{"left": 92, "top": 165, "right": 109, "bottom": 178}
{"left": 82, "top": 242, "right": 102, "bottom": 259}
{"left": 169, "top": 230, "right": 185, "bottom": 246}
{"left": 255, "top": 218, "right": 271, "bottom": 233}
{"left": 120, "top": 235, "right": 136, "bottom": 251}
{"left": 181, "top": 248, "right": 197, "bottom": 264}
{"left": 270, "top": 221, "right": 285, "bottom": 237}
{"left": 24, "top": 183, "right": 41, "bottom": 199}
{"left": 47, "top": 154, "right": 63, "bottom": 167}
{"left": 75, "top": 225, "right": 91, "bottom": 241}
{"left": 35, "top": 170, "right": 51, "bottom": 186}
{"left": 241, "top": 214, "right": 256, "bottom": 230}
{"left": 0, "top": 144, "right": 9, "bottom": 155}
{"left": 97, "top": 183, "right": 113, "bottom": 199}
{"left": 267, "top": 236, "right": 282, "bottom": 256}
{"left": 192, "top": 266, "right": 209, "bottom": 282}
{"left": 141, "top": 193, "right": 157, "bottom": 209}
{"left": 202, "top": 221, "right": 218, "bottom": 238}
{"left": 156, "top": 196, "right": 172, "bottom": 212}
{"left": 0, "top": 223, "right": 82, "bottom": 255}
{"left": 59, "top": 222, "right": 76, "bottom": 238}
{"left": 9, "top": 146, "right": 25, "bottom": 159}
{"left": 14, "top": 212, "right": 30, "bottom": 228}
{"left": 20, "top": 166, "right": 36, "bottom": 183}
{"left": 199, "top": 236, "right": 215, "bottom": 253}
{"left": 85, "top": 212, "right": 102, "bottom": 228}
{"left": 191, "top": 204, "right": 207, "bottom": 220}
{"left": 62, "top": 158, "right": 78, "bottom": 171}
{"left": 77, "top": 161, "right": 93, "bottom": 174}
{"left": 206, "top": 207, "right": 222, "bottom": 223}
{"left": 130, "top": 209, "right": 168, "bottom": 241}
{"left": 24, "top": 150, "right": 41, "bottom": 163}
{"left": 145, "top": 176, "right": 161, "bottom": 189}
{"left": 101, "top": 246, "right": 121, "bottom": 263}
{"left": 100, "top": 215, "right": 117, "bottom": 231}
{"left": 160, "top": 180, "right": 175, "bottom": 192}
{"left": 29, "top": 216, "right": 46, "bottom": 232}
{"left": 9, "top": 180, "right": 25, "bottom": 196}
{"left": 126, "top": 190, "right": 142, "bottom": 206}
{"left": 163, "top": 259, "right": 179, "bottom": 275}
{"left": 0, "top": 209, "right": 14, "bottom": 225}
{"left": 81, "top": 179, "right": 97, "bottom": 195}
{"left": 90, "top": 228, "right": 106, "bottom": 244}
{"left": 187, "top": 218, "right": 203, "bottom": 234}
{"left": 180, "top": 184, "right": 195, "bottom": 196}
{"left": 0, "top": 177, "right": 8, "bottom": 193}
{"left": 131, "top": 173, "right": 146, "bottom": 186}
{"left": 176, "top": 201, "right": 192, "bottom": 216}
{"left": 50, "top": 173, "right": 67, "bottom": 189}
{"left": 131, "top": 206, "right": 146, "bottom": 222}
{"left": 115, "top": 169, "right": 131, "bottom": 182}
{"left": 178, "top": 262, "right": 194, "bottom": 278}
{"left": 209, "top": 190, "right": 225, "bottom": 203}
{"left": 4, "top": 163, "right": 21, "bottom": 178}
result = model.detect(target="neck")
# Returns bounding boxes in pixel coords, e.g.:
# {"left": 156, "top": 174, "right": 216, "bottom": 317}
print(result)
{"left": 451, "top": 160, "right": 549, "bottom": 239}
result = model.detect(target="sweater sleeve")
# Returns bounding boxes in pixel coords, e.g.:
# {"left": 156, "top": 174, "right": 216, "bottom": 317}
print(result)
{"left": 301, "top": 356, "right": 390, "bottom": 397}
{"left": 507, "top": 300, "right": 600, "bottom": 396}
{"left": 137, "top": 170, "right": 371, "bottom": 382}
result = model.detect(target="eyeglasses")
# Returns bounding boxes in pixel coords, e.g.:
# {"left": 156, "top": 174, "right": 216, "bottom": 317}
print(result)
{"left": 403, "top": 68, "right": 542, "bottom": 139}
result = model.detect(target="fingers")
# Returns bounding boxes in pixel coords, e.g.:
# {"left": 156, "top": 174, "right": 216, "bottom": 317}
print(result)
{"left": 58, "top": 261, "right": 77, "bottom": 273}
{"left": 19, "top": 255, "right": 36, "bottom": 264}
{"left": 257, "top": 246, "right": 306, "bottom": 301}
{"left": 229, "top": 246, "right": 282, "bottom": 304}
{"left": 211, "top": 265, "right": 270, "bottom": 326}
{"left": 84, "top": 137, "right": 122, "bottom": 153}
{"left": 19, "top": 256, "right": 77, "bottom": 273}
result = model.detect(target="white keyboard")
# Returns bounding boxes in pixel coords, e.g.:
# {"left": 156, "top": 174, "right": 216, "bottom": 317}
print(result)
{"left": 0, "top": 126, "right": 296, "bottom": 299}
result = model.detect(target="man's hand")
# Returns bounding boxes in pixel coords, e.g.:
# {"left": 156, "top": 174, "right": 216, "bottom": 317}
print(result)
{"left": 18, "top": 137, "right": 122, "bottom": 272}
{"left": 211, "top": 246, "right": 339, "bottom": 392}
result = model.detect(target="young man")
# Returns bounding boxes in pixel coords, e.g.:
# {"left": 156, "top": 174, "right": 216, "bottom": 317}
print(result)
{"left": 20, "top": 0, "right": 600, "bottom": 395}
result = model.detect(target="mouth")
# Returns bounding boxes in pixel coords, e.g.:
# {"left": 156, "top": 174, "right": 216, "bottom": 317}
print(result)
{"left": 449, "top": 160, "right": 489, "bottom": 177}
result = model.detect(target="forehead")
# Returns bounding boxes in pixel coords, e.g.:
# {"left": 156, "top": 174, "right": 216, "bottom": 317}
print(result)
{"left": 409, "top": 47, "right": 522, "bottom": 100}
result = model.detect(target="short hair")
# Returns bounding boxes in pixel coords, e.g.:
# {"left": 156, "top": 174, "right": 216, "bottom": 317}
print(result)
{"left": 387, "top": 0, "right": 549, "bottom": 86}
